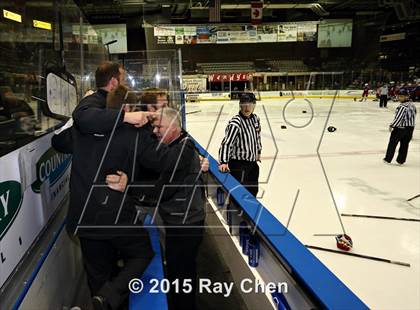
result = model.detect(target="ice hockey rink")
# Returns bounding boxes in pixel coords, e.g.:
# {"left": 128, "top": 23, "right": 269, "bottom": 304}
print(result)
{"left": 185, "top": 96, "right": 420, "bottom": 310}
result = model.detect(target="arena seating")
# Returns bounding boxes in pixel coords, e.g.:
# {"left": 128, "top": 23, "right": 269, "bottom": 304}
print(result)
{"left": 196, "top": 62, "right": 255, "bottom": 73}
{"left": 266, "top": 60, "right": 309, "bottom": 72}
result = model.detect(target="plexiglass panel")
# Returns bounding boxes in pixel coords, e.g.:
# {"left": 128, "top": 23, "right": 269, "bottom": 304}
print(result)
{"left": 122, "top": 50, "right": 183, "bottom": 110}
{"left": 0, "top": 0, "right": 107, "bottom": 157}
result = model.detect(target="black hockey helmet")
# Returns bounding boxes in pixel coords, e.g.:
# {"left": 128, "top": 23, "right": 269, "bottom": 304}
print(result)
{"left": 239, "top": 92, "right": 257, "bottom": 104}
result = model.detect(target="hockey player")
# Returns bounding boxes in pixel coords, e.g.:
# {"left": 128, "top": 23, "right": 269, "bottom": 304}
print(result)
{"left": 360, "top": 83, "right": 369, "bottom": 102}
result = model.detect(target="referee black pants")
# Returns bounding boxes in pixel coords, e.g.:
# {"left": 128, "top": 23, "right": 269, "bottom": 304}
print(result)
{"left": 379, "top": 95, "right": 388, "bottom": 108}
{"left": 229, "top": 160, "right": 259, "bottom": 197}
{"left": 384, "top": 127, "right": 414, "bottom": 164}
{"left": 79, "top": 234, "right": 154, "bottom": 309}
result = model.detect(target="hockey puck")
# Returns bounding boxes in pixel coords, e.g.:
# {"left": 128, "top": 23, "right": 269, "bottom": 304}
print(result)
{"left": 327, "top": 126, "right": 337, "bottom": 132}
{"left": 302, "top": 110, "right": 307, "bottom": 114}
{"left": 281, "top": 125, "right": 287, "bottom": 129}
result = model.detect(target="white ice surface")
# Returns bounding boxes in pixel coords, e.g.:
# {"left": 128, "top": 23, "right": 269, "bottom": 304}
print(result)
{"left": 186, "top": 98, "right": 420, "bottom": 309}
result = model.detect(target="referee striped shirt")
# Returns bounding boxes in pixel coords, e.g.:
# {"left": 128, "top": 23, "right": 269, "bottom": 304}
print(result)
{"left": 219, "top": 112, "right": 262, "bottom": 164}
{"left": 390, "top": 101, "right": 417, "bottom": 128}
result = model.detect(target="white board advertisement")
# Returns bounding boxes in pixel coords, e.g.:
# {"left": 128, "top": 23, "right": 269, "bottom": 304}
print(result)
{"left": 183, "top": 78, "right": 207, "bottom": 92}
{"left": 0, "top": 133, "right": 71, "bottom": 288}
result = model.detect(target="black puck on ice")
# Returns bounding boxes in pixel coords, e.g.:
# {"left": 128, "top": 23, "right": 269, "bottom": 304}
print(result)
{"left": 281, "top": 125, "right": 287, "bottom": 129}
{"left": 327, "top": 126, "right": 337, "bottom": 132}
{"left": 302, "top": 110, "right": 307, "bottom": 113}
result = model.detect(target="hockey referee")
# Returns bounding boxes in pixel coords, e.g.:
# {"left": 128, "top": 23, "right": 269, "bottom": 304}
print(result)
{"left": 384, "top": 88, "right": 417, "bottom": 165}
{"left": 219, "top": 92, "right": 262, "bottom": 197}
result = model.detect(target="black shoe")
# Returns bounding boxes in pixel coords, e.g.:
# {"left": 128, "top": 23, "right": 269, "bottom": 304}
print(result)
{"left": 383, "top": 158, "right": 391, "bottom": 164}
{"left": 92, "top": 296, "right": 111, "bottom": 310}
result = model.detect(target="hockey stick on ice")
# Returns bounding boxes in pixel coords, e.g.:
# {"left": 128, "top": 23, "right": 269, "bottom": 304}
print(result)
{"left": 306, "top": 245, "right": 410, "bottom": 267}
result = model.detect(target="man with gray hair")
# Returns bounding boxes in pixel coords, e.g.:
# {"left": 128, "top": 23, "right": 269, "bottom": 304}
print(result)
{"left": 107, "top": 107, "right": 206, "bottom": 310}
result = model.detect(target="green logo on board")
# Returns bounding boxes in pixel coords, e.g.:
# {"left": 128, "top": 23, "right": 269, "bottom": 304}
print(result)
{"left": 0, "top": 181, "right": 23, "bottom": 240}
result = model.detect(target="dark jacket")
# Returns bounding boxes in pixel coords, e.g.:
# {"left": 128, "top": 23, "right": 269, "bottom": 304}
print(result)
{"left": 52, "top": 90, "right": 168, "bottom": 238}
{"left": 72, "top": 89, "right": 125, "bottom": 134}
{"left": 134, "top": 122, "right": 162, "bottom": 185}
{"left": 73, "top": 91, "right": 161, "bottom": 185}
{"left": 131, "top": 131, "right": 206, "bottom": 225}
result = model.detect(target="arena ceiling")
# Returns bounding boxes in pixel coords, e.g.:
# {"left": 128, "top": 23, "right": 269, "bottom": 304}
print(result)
{"left": 74, "top": 0, "right": 420, "bottom": 25}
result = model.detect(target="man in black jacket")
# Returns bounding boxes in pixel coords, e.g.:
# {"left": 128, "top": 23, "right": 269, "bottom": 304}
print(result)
{"left": 151, "top": 108, "right": 206, "bottom": 310}
{"left": 107, "top": 107, "right": 206, "bottom": 310}
{"left": 52, "top": 64, "right": 164, "bottom": 310}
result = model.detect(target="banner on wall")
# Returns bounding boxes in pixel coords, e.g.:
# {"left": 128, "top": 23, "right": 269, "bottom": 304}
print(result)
{"left": 217, "top": 30, "right": 258, "bottom": 44}
{"left": 183, "top": 26, "right": 197, "bottom": 36}
{"left": 154, "top": 26, "right": 175, "bottom": 36}
{"left": 157, "top": 36, "right": 175, "bottom": 44}
{"left": 153, "top": 22, "right": 322, "bottom": 45}
{"left": 183, "top": 78, "right": 207, "bottom": 92}
{"left": 175, "top": 27, "right": 184, "bottom": 36}
{"left": 196, "top": 26, "right": 217, "bottom": 44}
{"left": 257, "top": 25, "right": 277, "bottom": 42}
{"left": 209, "top": 73, "right": 253, "bottom": 82}
{"left": 183, "top": 35, "right": 197, "bottom": 45}
{"left": 278, "top": 24, "right": 298, "bottom": 42}
{"left": 175, "top": 35, "right": 183, "bottom": 45}
{"left": 297, "top": 22, "right": 317, "bottom": 41}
